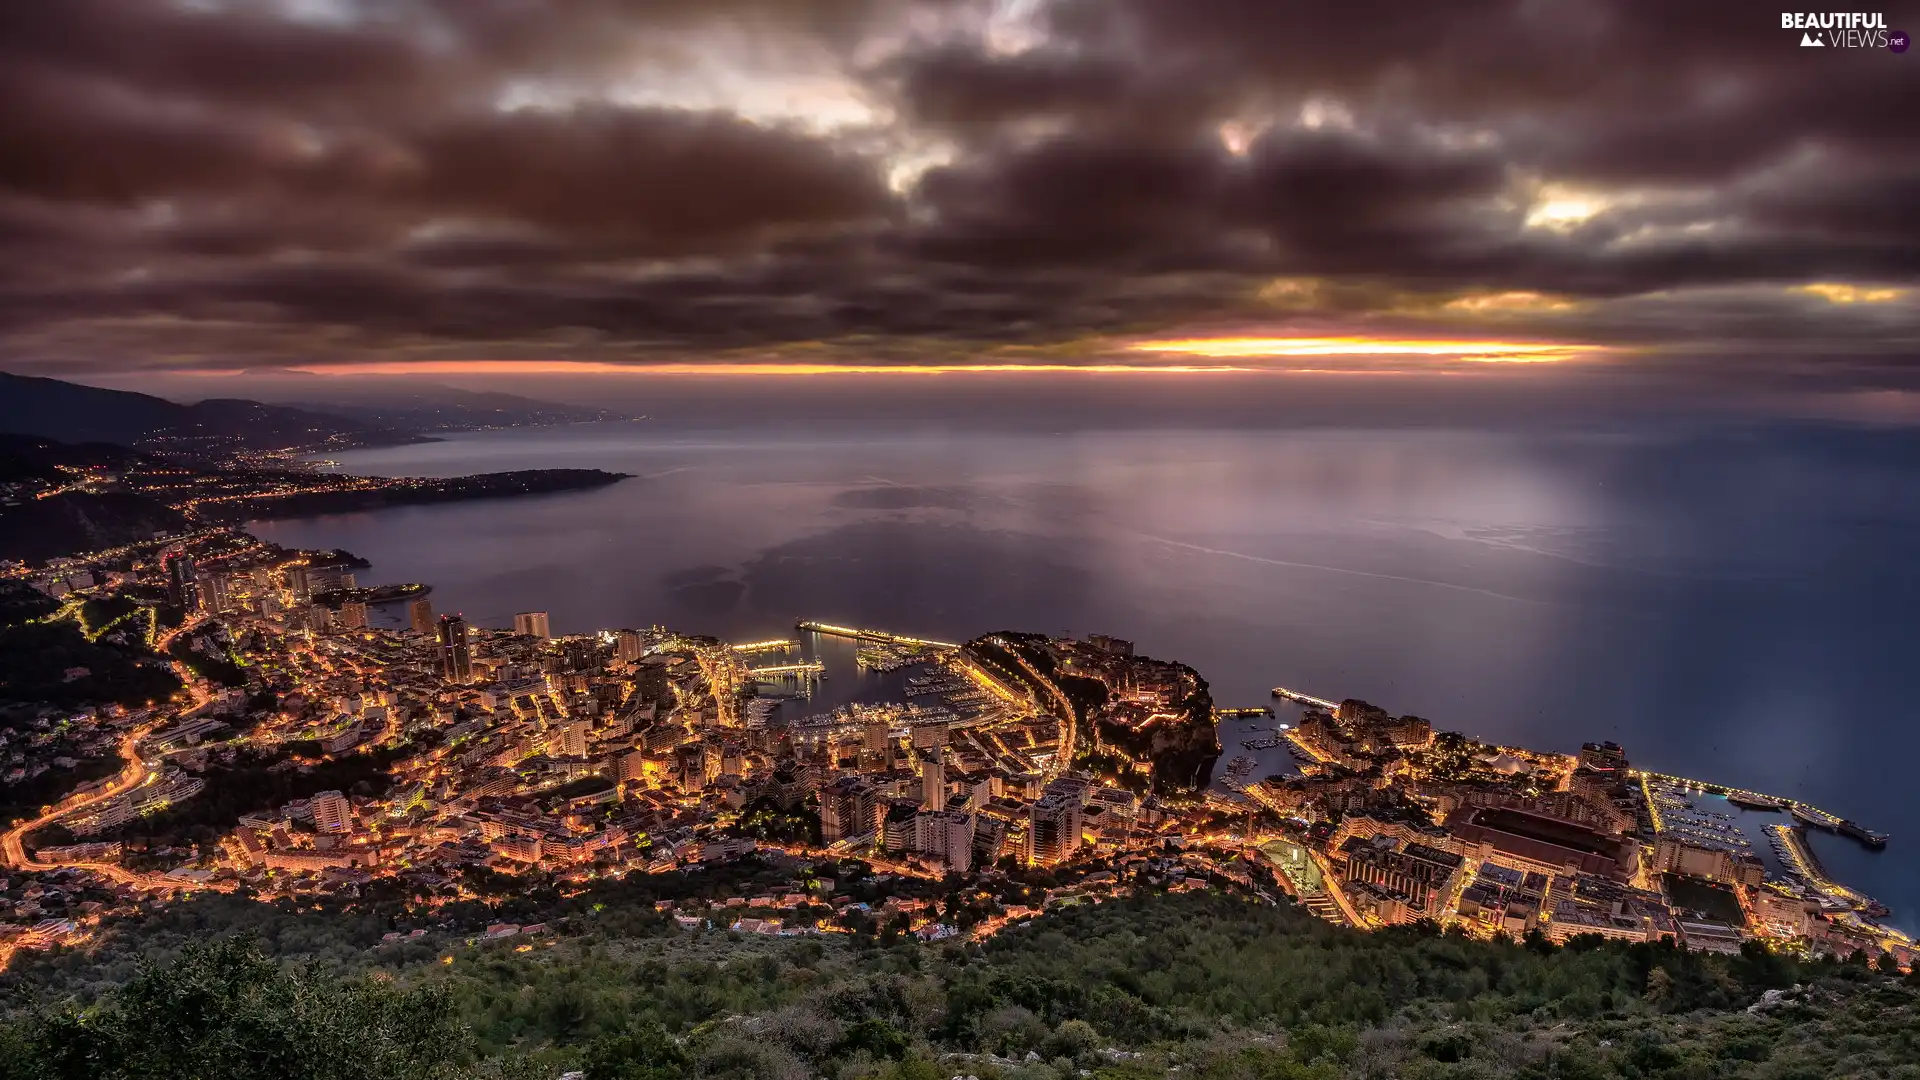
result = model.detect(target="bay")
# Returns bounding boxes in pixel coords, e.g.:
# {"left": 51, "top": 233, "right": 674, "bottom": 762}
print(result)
{"left": 252, "top": 418, "right": 1920, "bottom": 932}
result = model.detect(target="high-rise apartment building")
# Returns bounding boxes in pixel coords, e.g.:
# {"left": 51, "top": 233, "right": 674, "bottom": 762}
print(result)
{"left": 286, "top": 603, "right": 327, "bottom": 633}
{"left": 1026, "top": 791, "right": 1082, "bottom": 866}
{"left": 548, "top": 720, "right": 590, "bottom": 758}
{"left": 165, "top": 554, "right": 198, "bottom": 611}
{"left": 819, "top": 777, "right": 883, "bottom": 844}
{"left": 198, "top": 572, "right": 229, "bottom": 615}
{"left": 615, "top": 630, "right": 642, "bottom": 663}
{"left": 408, "top": 597, "right": 435, "bottom": 634}
{"left": 914, "top": 809, "right": 975, "bottom": 873}
{"left": 920, "top": 746, "right": 946, "bottom": 810}
{"left": 290, "top": 565, "right": 355, "bottom": 601}
{"left": 309, "top": 565, "right": 355, "bottom": 597}
{"left": 972, "top": 815, "right": 1009, "bottom": 869}
{"left": 337, "top": 602, "right": 368, "bottom": 630}
{"left": 438, "top": 614, "right": 472, "bottom": 682}
{"left": 562, "top": 639, "right": 598, "bottom": 671}
{"left": 513, "top": 611, "right": 551, "bottom": 639}
{"left": 311, "top": 790, "right": 351, "bottom": 834}
{"left": 882, "top": 800, "right": 918, "bottom": 854}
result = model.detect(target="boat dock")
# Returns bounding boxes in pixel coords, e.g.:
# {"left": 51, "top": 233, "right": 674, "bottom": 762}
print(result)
{"left": 748, "top": 661, "right": 825, "bottom": 680}
{"left": 1767, "top": 823, "right": 1889, "bottom": 915}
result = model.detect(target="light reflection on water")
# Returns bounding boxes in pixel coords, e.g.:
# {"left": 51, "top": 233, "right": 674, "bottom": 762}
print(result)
{"left": 258, "top": 420, "right": 1920, "bottom": 931}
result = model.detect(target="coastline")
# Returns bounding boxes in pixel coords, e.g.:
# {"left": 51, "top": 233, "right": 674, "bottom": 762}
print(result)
{"left": 222, "top": 468, "right": 632, "bottom": 523}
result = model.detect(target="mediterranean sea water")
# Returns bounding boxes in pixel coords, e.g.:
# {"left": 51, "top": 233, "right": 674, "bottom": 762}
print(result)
{"left": 252, "top": 417, "right": 1920, "bottom": 932}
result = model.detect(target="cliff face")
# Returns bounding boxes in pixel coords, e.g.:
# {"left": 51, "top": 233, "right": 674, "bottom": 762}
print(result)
{"left": 1090, "top": 673, "right": 1220, "bottom": 793}
{"left": 965, "top": 632, "right": 1220, "bottom": 794}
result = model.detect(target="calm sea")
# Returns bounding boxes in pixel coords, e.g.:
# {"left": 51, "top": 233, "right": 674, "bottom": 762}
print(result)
{"left": 252, "top": 418, "right": 1920, "bottom": 932}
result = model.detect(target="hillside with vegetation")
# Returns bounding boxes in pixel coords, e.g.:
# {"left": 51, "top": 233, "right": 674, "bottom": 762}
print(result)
{"left": 4, "top": 890, "right": 1918, "bottom": 1080}
{"left": 0, "top": 372, "right": 416, "bottom": 454}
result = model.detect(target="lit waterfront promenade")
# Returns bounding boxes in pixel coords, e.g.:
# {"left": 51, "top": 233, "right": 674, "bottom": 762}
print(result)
{"left": 731, "top": 639, "right": 799, "bottom": 654}
{"left": 797, "top": 620, "right": 959, "bottom": 650}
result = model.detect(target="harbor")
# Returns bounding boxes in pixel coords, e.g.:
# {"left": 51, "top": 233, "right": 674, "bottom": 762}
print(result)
{"left": 724, "top": 623, "right": 1038, "bottom": 747}
{"left": 1260, "top": 677, "right": 1908, "bottom": 945}
{"left": 1768, "top": 824, "right": 1892, "bottom": 920}
{"left": 1636, "top": 769, "right": 1890, "bottom": 851}
{"left": 856, "top": 642, "right": 944, "bottom": 672}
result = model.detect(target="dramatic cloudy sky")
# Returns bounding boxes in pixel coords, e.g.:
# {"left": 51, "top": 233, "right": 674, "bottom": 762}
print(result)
{"left": 1, "top": 0, "right": 1915, "bottom": 394}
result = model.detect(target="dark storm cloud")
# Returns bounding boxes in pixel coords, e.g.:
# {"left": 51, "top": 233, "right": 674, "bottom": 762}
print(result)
{"left": 879, "top": 43, "right": 1230, "bottom": 136}
{"left": 1240, "top": 128, "right": 1514, "bottom": 271}
{"left": 0, "top": 0, "right": 1916, "bottom": 379}
{"left": 407, "top": 107, "right": 892, "bottom": 249}
{"left": 910, "top": 133, "right": 1242, "bottom": 268}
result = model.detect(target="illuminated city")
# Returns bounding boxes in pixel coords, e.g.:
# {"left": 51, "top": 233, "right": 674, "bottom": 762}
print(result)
{"left": 2, "top": 461, "right": 1908, "bottom": 973}
{"left": 1, "top": 0, "right": 1917, "bottom": 1073}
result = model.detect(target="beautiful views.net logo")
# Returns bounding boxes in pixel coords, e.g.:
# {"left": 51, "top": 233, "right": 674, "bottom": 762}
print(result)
{"left": 1781, "top": 11, "right": 1908, "bottom": 49}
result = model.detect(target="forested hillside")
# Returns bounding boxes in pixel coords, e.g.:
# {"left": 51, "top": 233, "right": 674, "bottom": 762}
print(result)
{"left": 4, "top": 892, "right": 1917, "bottom": 1079}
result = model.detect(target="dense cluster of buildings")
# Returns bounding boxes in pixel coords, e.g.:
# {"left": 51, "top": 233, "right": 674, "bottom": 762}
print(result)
{"left": 1, "top": 517, "right": 1911, "bottom": 970}
{"left": 10, "top": 533, "right": 1252, "bottom": 938}
{"left": 1242, "top": 702, "right": 1908, "bottom": 963}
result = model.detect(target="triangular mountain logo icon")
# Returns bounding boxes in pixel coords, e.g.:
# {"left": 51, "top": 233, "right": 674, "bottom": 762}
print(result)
{"left": 1801, "top": 31, "right": 1823, "bottom": 45}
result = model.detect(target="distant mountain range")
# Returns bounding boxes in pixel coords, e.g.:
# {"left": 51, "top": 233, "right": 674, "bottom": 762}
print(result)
{"left": 275, "top": 385, "right": 628, "bottom": 434}
{"left": 0, "top": 372, "right": 412, "bottom": 454}
{"left": 0, "top": 435, "right": 188, "bottom": 562}
{"left": 0, "top": 434, "right": 146, "bottom": 483}
{"left": 0, "top": 372, "right": 628, "bottom": 455}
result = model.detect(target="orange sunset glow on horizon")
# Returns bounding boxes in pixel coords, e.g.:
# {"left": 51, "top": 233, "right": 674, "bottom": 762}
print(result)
{"left": 1127, "top": 336, "right": 1612, "bottom": 363}
{"left": 171, "top": 336, "right": 1615, "bottom": 379}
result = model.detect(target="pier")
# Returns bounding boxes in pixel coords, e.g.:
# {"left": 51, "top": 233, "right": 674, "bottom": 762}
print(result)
{"left": 797, "top": 620, "right": 959, "bottom": 650}
{"left": 1217, "top": 707, "right": 1275, "bottom": 719}
{"left": 731, "top": 639, "right": 798, "bottom": 654}
{"left": 1270, "top": 685, "right": 1340, "bottom": 711}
